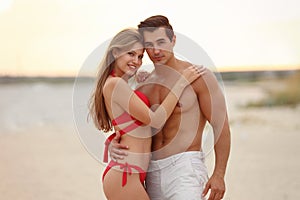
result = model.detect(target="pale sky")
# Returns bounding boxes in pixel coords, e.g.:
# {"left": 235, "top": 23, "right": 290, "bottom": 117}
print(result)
{"left": 0, "top": 0, "right": 300, "bottom": 76}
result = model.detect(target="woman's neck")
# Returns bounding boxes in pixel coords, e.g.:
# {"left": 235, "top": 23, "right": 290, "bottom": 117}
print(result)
{"left": 111, "top": 69, "right": 130, "bottom": 82}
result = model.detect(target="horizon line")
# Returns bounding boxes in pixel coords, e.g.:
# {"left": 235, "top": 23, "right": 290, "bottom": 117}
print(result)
{"left": 1, "top": 69, "right": 300, "bottom": 78}
{"left": 1, "top": 65, "right": 299, "bottom": 78}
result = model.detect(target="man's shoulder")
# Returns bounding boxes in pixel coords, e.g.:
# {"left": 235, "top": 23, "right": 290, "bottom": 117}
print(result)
{"left": 192, "top": 67, "right": 222, "bottom": 94}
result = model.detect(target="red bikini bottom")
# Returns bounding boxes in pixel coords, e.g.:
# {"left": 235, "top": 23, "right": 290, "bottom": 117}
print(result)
{"left": 102, "top": 160, "right": 147, "bottom": 187}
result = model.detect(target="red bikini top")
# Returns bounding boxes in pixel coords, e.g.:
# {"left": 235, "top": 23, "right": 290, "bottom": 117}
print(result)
{"left": 103, "top": 72, "right": 150, "bottom": 162}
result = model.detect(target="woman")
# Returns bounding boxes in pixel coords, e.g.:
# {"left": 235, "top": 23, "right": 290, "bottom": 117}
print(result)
{"left": 89, "top": 28, "right": 204, "bottom": 200}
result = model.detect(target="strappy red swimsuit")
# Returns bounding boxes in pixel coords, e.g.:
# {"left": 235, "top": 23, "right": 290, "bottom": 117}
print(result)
{"left": 102, "top": 72, "right": 150, "bottom": 187}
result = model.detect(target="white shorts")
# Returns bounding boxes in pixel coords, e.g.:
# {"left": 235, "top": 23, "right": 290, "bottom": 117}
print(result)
{"left": 146, "top": 151, "right": 208, "bottom": 200}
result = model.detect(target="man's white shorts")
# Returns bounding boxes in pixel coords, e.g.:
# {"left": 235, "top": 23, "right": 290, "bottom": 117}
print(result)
{"left": 146, "top": 151, "right": 208, "bottom": 200}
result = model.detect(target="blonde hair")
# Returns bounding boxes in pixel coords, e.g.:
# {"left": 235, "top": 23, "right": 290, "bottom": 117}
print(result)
{"left": 89, "top": 28, "right": 144, "bottom": 132}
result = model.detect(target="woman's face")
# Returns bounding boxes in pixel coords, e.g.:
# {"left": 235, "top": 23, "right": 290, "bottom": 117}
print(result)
{"left": 113, "top": 42, "right": 144, "bottom": 77}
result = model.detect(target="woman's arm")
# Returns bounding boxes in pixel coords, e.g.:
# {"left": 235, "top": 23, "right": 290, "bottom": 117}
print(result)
{"left": 105, "top": 65, "right": 206, "bottom": 129}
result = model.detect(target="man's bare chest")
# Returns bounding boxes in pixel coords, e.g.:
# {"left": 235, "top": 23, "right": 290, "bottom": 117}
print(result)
{"left": 143, "top": 84, "right": 198, "bottom": 112}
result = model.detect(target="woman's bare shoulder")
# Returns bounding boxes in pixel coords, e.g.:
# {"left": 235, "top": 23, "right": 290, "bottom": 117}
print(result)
{"left": 103, "top": 77, "right": 126, "bottom": 94}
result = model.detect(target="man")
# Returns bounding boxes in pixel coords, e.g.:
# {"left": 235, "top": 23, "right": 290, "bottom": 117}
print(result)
{"left": 110, "top": 15, "right": 230, "bottom": 200}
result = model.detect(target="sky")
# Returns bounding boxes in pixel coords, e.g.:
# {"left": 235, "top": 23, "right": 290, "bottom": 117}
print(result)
{"left": 0, "top": 0, "right": 300, "bottom": 76}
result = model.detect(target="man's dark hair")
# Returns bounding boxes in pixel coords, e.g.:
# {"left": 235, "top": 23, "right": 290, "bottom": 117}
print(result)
{"left": 138, "top": 15, "right": 174, "bottom": 41}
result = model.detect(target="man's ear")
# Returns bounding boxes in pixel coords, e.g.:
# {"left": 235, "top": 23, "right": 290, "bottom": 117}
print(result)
{"left": 171, "top": 35, "right": 176, "bottom": 46}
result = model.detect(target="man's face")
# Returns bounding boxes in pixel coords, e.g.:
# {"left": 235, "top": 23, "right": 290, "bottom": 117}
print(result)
{"left": 143, "top": 27, "right": 175, "bottom": 66}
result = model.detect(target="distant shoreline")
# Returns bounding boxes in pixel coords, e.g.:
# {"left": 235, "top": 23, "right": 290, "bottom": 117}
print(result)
{"left": 0, "top": 76, "right": 77, "bottom": 85}
{"left": 218, "top": 69, "right": 299, "bottom": 81}
{"left": 1, "top": 69, "right": 299, "bottom": 84}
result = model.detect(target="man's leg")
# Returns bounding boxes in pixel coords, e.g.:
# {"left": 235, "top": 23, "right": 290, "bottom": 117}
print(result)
{"left": 146, "top": 163, "right": 163, "bottom": 200}
{"left": 160, "top": 151, "right": 208, "bottom": 200}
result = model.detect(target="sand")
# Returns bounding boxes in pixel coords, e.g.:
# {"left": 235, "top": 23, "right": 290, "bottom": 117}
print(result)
{"left": 0, "top": 80, "right": 299, "bottom": 200}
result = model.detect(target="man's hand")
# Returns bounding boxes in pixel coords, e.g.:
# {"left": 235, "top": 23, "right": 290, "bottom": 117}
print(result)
{"left": 108, "top": 131, "right": 129, "bottom": 161}
{"left": 202, "top": 174, "right": 225, "bottom": 200}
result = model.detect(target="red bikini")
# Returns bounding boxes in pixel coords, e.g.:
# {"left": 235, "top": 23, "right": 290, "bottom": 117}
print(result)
{"left": 102, "top": 71, "right": 150, "bottom": 187}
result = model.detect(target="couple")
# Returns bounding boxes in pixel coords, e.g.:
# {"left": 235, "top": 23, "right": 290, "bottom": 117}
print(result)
{"left": 89, "top": 15, "right": 231, "bottom": 200}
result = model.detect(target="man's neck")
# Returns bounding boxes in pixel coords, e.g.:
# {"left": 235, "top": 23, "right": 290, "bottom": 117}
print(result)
{"left": 154, "top": 57, "right": 182, "bottom": 72}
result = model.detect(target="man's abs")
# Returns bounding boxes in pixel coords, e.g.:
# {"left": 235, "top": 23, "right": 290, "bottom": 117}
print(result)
{"left": 151, "top": 113, "right": 206, "bottom": 160}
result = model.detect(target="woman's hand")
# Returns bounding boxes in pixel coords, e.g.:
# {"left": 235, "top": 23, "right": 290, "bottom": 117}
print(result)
{"left": 181, "top": 65, "right": 206, "bottom": 84}
{"left": 135, "top": 70, "right": 151, "bottom": 83}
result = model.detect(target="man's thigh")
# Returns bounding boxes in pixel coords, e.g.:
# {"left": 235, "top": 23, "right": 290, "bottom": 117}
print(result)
{"left": 146, "top": 156, "right": 207, "bottom": 200}
{"left": 146, "top": 169, "right": 163, "bottom": 200}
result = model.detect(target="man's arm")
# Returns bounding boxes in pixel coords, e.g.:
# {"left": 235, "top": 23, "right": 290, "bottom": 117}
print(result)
{"left": 193, "top": 69, "right": 231, "bottom": 200}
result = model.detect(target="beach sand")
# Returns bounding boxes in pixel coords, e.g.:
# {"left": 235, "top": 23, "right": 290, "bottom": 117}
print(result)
{"left": 0, "top": 80, "right": 299, "bottom": 200}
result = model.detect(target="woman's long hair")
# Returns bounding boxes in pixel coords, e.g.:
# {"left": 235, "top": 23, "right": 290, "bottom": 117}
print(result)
{"left": 88, "top": 28, "right": 143, "bottom": 132}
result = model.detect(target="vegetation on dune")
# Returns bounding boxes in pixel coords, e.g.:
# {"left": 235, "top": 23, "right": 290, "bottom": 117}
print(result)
{"left": 246, "top": 72, "right": 300, "bottom": 107}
